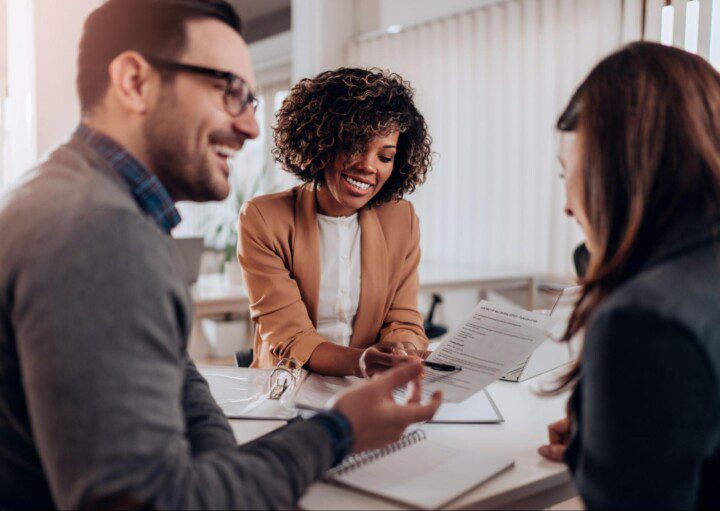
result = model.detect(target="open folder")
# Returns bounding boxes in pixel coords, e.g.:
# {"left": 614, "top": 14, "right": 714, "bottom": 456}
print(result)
{"left": 201, "top": 366, "right": 503, "bottom": 423}
{"left": 200, "top": 366, "right": 298, "bottom": 420}
{"left": 325, "top": 428, "right": 513, "bottom": 510}
{"left": 294, "top": 373, "right": 504, "bottom": 423}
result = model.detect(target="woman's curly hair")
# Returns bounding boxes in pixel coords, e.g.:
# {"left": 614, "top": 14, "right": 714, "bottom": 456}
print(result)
{"left": 272, "top": 68, "right": 432, "bottom": 206}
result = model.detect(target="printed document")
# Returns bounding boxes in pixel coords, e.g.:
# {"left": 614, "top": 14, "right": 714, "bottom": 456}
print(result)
{"left": 423, "top": 301, "right": 558, "bottom": 402}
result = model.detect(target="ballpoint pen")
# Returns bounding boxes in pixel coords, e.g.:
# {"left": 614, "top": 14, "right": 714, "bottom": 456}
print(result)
{"left": 422, "top": 361, "right": 461, "bottom": 372}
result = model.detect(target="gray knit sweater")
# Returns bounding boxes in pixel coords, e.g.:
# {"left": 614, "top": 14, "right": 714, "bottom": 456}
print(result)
{"left": 0, "top": 138, "right": 339, "bottom": 509}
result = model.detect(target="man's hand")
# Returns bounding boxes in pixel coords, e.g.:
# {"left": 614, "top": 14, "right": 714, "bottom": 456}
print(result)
{"left": 538, "top": 417, "right": 571, "bottom": 462}
{"left": 332, "top": 361, "right": 442, "bottom": 453}
{"left": 358, "top": 342, "right": 416, "bottom": 378}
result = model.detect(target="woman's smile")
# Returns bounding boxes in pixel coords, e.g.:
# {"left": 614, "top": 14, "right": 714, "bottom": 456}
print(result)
{"left": 341, "top": 173, "right": 375, "bottom": 195}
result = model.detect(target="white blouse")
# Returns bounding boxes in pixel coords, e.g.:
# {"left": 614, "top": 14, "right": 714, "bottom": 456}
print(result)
{"left": 316, "top": 213, "right": 362, "bottom": 347}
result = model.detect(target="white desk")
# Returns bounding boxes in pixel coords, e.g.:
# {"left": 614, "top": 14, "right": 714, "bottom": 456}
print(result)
{"left": 192, "top": 263, "right": 538, "bottom": 319}
{"left": 228, "top": 370, "right": 576, "bottom": 510}
{"left": 192, "top": 273, "right": 248, "bottom": 317}
{"left": 418, "top": 262, "right": 538, "bottom": 310}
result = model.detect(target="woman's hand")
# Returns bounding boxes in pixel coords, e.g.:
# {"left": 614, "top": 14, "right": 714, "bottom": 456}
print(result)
{"left": 358, "top": 341, "right": 420, "bottom": 378}
{"left": 538, "top": 417, "right": 572, "bottom": 462}
{"left": 389, "top": 341, "right": 426, "bottom": 359}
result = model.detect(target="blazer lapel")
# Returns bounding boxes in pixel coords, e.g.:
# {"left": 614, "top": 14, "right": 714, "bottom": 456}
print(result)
{"left": 292, "top": 184, "right": 321, "bottom": 326}
{"left": 351, "top": 207, "right": 389, "bottom": 346}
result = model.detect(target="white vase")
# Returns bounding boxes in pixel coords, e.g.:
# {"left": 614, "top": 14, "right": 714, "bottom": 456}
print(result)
{"left": 201, "top": 316, "right": 250, "bottom": 357}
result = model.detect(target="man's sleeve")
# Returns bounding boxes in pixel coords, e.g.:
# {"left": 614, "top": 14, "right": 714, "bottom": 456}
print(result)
{"left": 14, "top": 208, "right": 341, "bottom": 509}
{"left": 572, "top": 307, "right": 720, "bottom": 509}
{"left": 182, "top": 357, "right": 237, "bottom": 453}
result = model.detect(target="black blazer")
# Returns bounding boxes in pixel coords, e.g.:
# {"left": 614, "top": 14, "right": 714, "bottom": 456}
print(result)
{"left": 565, "top": 221, "right": 720, "bottom": 509}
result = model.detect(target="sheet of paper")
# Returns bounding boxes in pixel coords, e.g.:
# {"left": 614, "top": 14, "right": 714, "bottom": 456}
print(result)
{"left": 294, "top": 374, "right": 503, "bottom": 423}
{"left": 293, "top": 374, "right": 365, "bottom": 410}
{"left": 423, "top": 300, "right": 558, "bottom": 402}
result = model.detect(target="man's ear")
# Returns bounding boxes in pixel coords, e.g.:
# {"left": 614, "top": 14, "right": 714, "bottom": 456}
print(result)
{"left": 106, "top": 51, "right": 159, "bottom": 115}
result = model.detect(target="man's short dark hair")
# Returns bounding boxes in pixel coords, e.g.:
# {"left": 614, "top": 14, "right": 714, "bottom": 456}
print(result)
{"left": 77, "top": 0, "right": 242, "bottom": 114}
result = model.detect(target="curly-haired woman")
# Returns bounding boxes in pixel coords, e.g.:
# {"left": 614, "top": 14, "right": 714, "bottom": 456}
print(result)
{"left": 237, "top": 68, "right": 433, "bottom": 376}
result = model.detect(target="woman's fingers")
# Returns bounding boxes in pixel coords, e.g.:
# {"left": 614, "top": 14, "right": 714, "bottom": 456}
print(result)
{"left": 548, "top": 418, "right": 571, "bottom": 444}
{"left": 363, "top": 345, "right": 424, "bottom": 377}
{"left": 392, "top": 345, "right": 408, "bottom": 356}
{"left": 538, "top": 443, "right": 567, "bottom": 462}
{"left": 368, "top": 350, "right": 412, "bottom": 366}
{"left": 539, "top": 417, "right": 571, "bottom": 462}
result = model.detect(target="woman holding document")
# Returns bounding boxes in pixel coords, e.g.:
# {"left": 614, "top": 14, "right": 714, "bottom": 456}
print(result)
{"left": 238, "top": 68, "right": 432, "bottom": 376}
{"left": 538, "top": 42, "right": 720, "bottom": 508}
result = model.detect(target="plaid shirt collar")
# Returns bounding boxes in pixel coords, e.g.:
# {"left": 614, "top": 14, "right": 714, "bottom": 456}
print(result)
{"left": 74, "top": 124, "right": 181, "bottom": 234}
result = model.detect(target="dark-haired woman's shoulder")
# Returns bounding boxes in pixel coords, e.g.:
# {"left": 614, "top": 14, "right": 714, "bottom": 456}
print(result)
{"left": 585, "top": 244, "right": 720, "bottom": 386}
{"left": 573, "top": 244, "right": 720, "bottom": 508}
{"left": 590, "top": 242, "right": 720, "bottom": 358}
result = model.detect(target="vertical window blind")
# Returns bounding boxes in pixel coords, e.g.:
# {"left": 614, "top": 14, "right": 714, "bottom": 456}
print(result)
{"left": 346, "top": 0, "right": 643, "bottom": 275}
{"left": 644, "top": 0, "right": 720, "bottom": 66}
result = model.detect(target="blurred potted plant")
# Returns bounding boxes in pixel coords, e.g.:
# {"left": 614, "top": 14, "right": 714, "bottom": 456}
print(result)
{"left": 199, "top": 164, "right": 265, "bottom": 357}
{"left": 203, "top": 169, "right": 264, "bottom": 284}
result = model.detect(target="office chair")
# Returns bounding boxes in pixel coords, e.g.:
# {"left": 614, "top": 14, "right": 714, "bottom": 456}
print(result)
{"left": 573, "top": 242, "right": 589, "bottom": 279}
{"left": 424, "top": 293, "right": 448, "bottom": 339}
{"left": 235, "top": 349, "right": 254, "bottom": 367}
{"left": 235, "top": 324, "right": 256, "bottom": 367}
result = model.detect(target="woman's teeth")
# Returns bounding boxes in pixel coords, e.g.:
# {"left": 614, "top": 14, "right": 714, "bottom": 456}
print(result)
{"left": 212, "top": 144, "right": 239, "bottom": 159}
{"left": 343, "top": 174, "right": 372, "bottom": 191}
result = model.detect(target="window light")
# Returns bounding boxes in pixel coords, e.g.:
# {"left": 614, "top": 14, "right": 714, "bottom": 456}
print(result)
{"left": 685, "top": 1, "right": 700, "bottom": 53}
{"left": 710, "top": 0, "right": 720, "bottom": 68}
{"left": 661, "top": 4, "right": 674, "bottom": 46}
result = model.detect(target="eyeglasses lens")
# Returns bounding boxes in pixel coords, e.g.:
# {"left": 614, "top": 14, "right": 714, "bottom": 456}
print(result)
{"left": 225, "top": 79, "right": 255, "bottom": 116}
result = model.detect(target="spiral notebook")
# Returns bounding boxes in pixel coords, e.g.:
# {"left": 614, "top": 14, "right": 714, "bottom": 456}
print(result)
{"left": 325, "top": 429, "right": 514, "bottom": 510}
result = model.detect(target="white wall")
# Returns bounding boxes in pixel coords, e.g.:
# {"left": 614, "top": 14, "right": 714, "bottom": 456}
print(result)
{"left": 291, "top": 0, "right": 355, "bottom": 81}
{"left": 3, "top": 0, "right": 37, "bottom": 188}
{"left": 27, "top": 0, "right": 511, "bottom": 158}
{"left": 249, "top": 30, "right": 292, "bottom": 88}
{"left": 34, "top": 0, "right": 100, "bottom": 158}
{"left": 355, "top": 0, "right": 504, "bottom": 34}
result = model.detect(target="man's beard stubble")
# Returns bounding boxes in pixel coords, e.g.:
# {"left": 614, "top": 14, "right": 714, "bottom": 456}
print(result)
{"left": 142, "top": 92, "right": 229, "bottom": 203}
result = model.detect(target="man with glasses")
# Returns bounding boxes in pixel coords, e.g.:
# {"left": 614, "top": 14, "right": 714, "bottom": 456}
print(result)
{"left": 0, "top": 1, "right": 440, "bottom": 508}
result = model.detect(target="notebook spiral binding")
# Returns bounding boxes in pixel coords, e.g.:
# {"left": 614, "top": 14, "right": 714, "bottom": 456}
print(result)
{"left": 328, "top": 429, "right": 427, "bottom": 477}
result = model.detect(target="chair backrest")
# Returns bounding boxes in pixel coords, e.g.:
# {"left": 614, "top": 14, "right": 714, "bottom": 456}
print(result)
{"left": 235, "top": 349, "right": 254, "bottom": 368}
{"left": 424, "top": 293, "right": 448, "bottom": 339}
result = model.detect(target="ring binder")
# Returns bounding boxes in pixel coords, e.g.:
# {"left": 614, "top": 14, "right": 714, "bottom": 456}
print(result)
{"left": 328, "top": 429, "right": 427, "bottom": 476}
{"left": 268, "top": 357, "right": 303, "bottom": 400}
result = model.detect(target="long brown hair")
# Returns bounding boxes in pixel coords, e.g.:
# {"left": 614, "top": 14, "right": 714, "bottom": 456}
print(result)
{"left": 556, "top": 42, "right": 720, "bottom": 391}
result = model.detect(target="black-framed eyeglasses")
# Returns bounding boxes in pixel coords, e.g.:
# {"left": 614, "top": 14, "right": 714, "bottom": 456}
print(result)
{"left": 144, "top": 56, "right": 258, "bottom": 116}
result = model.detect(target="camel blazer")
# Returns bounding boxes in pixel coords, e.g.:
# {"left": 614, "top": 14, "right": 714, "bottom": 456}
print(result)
{"left": 237, "top": 184, "right": 428, "bottom": 369}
